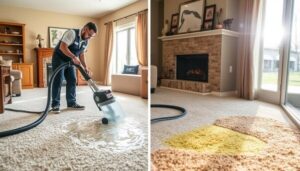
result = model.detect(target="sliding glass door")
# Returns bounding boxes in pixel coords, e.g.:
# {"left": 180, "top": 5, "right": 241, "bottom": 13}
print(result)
{"left": 258, "top": 0, "right": 300, "bottom": 123}
{"left": 283, "top": 0, "right": 300, "bottom": 119}
{"left": 258, "top": 0, "right": 284, "bottom": 103}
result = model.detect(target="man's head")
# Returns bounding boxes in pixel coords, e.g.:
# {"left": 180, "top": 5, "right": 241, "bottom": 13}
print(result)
{"left": 81, "top": 22, "right": 98, "bottom": 40}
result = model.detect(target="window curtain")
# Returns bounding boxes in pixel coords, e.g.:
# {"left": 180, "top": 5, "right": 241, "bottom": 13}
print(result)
{"left": 103, "top": 22, "right": 114, "bottom": 85}
{"left": 136, "top": 10, "right": 148, "bottom": 66}
{"left": 237, "top": 0, "right": 262, "bottom": 100}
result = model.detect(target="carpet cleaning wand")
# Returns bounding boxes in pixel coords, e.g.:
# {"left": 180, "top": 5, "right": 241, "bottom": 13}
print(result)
{"left": 0, "top": 61, "right": 124, "bottom": 138}
{"left": 76, "top": 63, "right": 125, "bottom": 124}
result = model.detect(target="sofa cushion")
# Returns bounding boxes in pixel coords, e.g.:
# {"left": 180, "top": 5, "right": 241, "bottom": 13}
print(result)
{"left": 111, "top": 74, "right": 141, "bottom": 96}
{"left": 122, "top": 65, "right": 139, "bottom": 74}
{"left": 0, "top": 59, "right": 12, "bottom": 70}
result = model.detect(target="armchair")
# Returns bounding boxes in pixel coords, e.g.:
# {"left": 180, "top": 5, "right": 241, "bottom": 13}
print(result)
{"left": 11, "top": 69, "right": 22, "bottom": 96}
{"left": 0, "top": 57, "right": 22, "bottom": 96}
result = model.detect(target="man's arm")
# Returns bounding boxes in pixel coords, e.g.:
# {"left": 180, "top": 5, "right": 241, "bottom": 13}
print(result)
{"left": 79, "top": 52, "right": 87, "bottom": 69}
{"left": 59, "top": 42, "right": 81, "bottom": 65}
{"left": 59, "top": 42, "right": 76, "bottom": 59}
{"left": 79, "top": 52, "right": 91, "bottom": 76}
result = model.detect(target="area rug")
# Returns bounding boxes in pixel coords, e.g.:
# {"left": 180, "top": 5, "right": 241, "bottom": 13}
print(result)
{"left": 152, "top": 116, "right": 300, "bottom": 170}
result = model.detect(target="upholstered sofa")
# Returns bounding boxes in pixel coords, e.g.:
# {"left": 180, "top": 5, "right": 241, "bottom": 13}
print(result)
{"left": 111, "top": 73, "right": 141, "bottom": 96}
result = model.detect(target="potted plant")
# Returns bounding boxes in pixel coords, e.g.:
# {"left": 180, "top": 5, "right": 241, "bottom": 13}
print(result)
{"left": 215, "top": 8, "right": 223, "bottom": 29}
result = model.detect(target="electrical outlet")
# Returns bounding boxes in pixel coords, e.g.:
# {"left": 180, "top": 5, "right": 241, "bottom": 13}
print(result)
{"left": 229, "top": 66, "right": 233, "bottom": 73}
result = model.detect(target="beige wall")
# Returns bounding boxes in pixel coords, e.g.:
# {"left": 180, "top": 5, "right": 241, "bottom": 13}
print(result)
{"left": 151, "top": 0, "right": 164, "bottom": 78}
{"left": 220, "top": 35, "right": 238, "bottom": 92}
{"left": 97, "top": 0, "right": 148, "bottom": 83}
{"left": 163, "top": 0, "right": 239, "bottom": 31}
{"left": 0, "top": 6, "right": 100, "bottom": 84}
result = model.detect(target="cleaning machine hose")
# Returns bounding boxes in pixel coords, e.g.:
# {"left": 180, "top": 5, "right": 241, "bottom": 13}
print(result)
{"left": 151, "top": 104, "right": 187, "bottom": 124}
{"left": 0, "top": 62, "right": 74, "bottom": 138}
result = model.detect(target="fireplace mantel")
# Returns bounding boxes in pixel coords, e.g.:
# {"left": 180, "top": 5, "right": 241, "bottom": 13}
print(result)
{"left": 158, "top": 29, "right": 240, "bottom": 41}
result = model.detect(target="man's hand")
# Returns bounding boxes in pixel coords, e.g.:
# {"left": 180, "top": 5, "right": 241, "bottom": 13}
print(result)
{"left": 72, "top": 57, "right": 81, "bottom": 65}
{"left": 85, "top": 68, "right": 92, "bottom": 77}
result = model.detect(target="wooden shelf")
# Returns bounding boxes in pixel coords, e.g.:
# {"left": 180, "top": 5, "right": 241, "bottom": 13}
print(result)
{"left": 0, "top": 53, "right": 23, "bottom": 55}
{"left": 0, "top": 33, "right": 22, "bottom": 37}
{"left": 0, "top": 22, "right": 25, "bottom": 63}
{"left": 0, "top": 43, "right": 23, "bottom": 46}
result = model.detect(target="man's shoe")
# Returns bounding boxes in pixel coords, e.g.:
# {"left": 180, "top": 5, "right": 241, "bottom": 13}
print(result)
{"left": 51, "top": 106, "right": 60, "bottom": 114}
{"left": 68, "top": 103, "right": 85, "bottom": 110}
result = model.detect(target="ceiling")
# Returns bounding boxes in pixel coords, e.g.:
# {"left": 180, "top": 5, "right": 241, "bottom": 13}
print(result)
{"left": 0, "top": 0, "right": 140, "bottom": 18}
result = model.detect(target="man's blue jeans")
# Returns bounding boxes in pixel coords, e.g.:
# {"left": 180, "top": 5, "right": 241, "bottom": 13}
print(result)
{"left": 51, "top": 55, "right": 77, "bottom": 108}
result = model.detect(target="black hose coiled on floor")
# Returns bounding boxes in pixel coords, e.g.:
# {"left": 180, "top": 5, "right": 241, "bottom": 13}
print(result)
{"left": 151, "top": 104, "right": 187, "bottom": 124}
{"left": 0, "top": 62, "right": 71, "bottom": 138}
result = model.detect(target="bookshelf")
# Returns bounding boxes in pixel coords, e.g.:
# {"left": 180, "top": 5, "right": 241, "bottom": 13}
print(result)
{"left": 0, "top": 22, "right": 25, "bottom": 63}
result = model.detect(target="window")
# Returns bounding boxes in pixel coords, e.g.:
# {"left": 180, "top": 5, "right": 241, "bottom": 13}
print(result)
{"left": 112, "top": 26, "right": 138, "bottom": 74}
{"left": 260, "top": 0, "right": 284, "bottom": 91}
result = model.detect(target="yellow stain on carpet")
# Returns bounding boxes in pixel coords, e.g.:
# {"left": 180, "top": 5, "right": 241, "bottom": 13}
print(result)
{"left": 165, "top": 125, "right": 266, "bottom": 155}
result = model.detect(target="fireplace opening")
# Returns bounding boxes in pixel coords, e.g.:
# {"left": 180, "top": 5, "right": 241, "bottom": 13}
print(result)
{"left": 47, "top": 63, "right": 66, "bottom": 86}
{"left": 176, "top": 54, "right": 208, "bottom": 82}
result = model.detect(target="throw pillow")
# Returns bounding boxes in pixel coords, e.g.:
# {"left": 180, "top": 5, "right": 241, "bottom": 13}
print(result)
{"left": 0, "top": 59, "right": 12, "bottom": 67}
{"left": 122, "top": 65, "right": 139, "bottom": 74}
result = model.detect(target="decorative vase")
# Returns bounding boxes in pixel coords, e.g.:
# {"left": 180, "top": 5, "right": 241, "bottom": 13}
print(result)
{"left": 161, "top": 20, "right": 169, "bottom": 36}
{"left": 216, "top": 24, "right": 223, "bottom": 29}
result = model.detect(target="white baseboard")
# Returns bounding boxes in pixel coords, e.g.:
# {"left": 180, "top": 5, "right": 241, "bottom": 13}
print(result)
{"left": 211, "top": 91, "right": 238, "bottom": 97}
{"left": 160, "top": 86, "right": 211, "bottom": 96}
{"left": 160, "top": 86, "right": 237, "bottom": 97}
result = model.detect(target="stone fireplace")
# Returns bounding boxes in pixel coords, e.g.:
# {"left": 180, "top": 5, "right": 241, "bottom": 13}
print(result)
{"left": 159, "top": 29, "right": 239, "bottom": 93}
{"left": 43, "top": 58, "right": 52, "bottom": 87}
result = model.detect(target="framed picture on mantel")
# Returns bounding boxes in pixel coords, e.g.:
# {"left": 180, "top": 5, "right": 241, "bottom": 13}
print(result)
{"left": 177, "top": 0, "right": 205, "bottom": 34}
{"left": 203, "top": 5, "right": 216, "bottom": 30}
{"left": 169, "top": 13, "right": 179, "bottom": 35}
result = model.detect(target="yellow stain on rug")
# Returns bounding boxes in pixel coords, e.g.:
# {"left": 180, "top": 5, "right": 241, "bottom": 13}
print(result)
{"left": 165, "top": 125, "right": 266, "bottom": 155}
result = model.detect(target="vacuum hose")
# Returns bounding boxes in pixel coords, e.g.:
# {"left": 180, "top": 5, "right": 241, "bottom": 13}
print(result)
{"left": 151, "top": 104, "right": 187, "bottom": 124}
{"left": 0, "top": 62, "right": 77, "bottom": 138}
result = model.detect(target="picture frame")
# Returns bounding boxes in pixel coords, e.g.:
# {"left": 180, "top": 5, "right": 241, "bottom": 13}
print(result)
{"left": 177, "top": 0, "right": 205, "bottom": 34}
{"left": 202, "top": 5, "right": 216, "bottom": 30}
{"left": 203, "top": 21, "right": 213, "bottom": 30}
{"left": 169, "top": 13, "right": 179, "bottom": 35}
{"left": 48, "top": 27, "right": 70, "bottom": 48}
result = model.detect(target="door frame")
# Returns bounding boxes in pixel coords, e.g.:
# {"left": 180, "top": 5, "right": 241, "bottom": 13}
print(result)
{"left": 280, "top": 0, "right": 300, "bottom": 127}
{"left": 257, "top": 0, "right": 284, "bottom": 104}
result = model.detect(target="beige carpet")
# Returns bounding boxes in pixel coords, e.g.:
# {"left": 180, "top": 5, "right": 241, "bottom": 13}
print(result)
{"left": 152, "top": 116, "right": 300, "bottom": 170}
{"left": 0, "top": 86, "right": 148, "bottom": 170}
{"left": 151, "top": 88, "right": 297, "bottom": 150}
{"left": 151, "top": 88, "right": 299, "bottom": 170}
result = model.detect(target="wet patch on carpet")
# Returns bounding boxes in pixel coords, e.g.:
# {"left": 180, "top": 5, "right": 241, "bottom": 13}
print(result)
{"left": 62, "top": 117, "right": 145, "bottom": 153}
